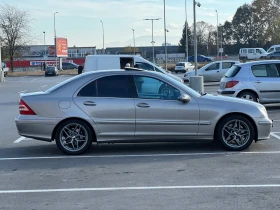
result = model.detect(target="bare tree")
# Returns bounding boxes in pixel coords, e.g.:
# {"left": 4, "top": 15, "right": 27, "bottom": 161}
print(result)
{"left": 0, "top": 4, "right": 32, "bottom": 71}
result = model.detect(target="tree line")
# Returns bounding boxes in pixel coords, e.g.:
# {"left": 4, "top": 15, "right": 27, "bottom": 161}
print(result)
{"left": 179, "top": 0, "right": 280, "bottom": 56}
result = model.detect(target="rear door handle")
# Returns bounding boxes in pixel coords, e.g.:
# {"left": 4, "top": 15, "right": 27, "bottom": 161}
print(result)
{"left": 254, "top": 81, "right": 262, "bottom": 84}
{"left": 83, "top": 101, "right": 96, "bottom": 106}
{"left": 137, "top": 103, "right": 150, "bottom": 108}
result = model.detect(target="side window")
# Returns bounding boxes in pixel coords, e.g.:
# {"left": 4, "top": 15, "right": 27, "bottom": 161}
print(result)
{"left": 206, "top": 63, "right": 220, "bottom": 71}
{"left": 77, "top": 75, "right": 137, "bottom": 98}
{"left": 251, "top": 64, "right": 279, "bottom": 77}
{"left": 135, "top": 62, "right": 155, "bottom": 71}
{"left": 251, "top": 65, "right": 267, "bottom": 77}
{"left": 266, "top": 64, "right": 279, "bottom": 77}
{"left": 248, "top": 49, "right": 255, "bottom": 53}
{"left": 241, "top": 49, "right": 247, "bottom": 54}
{"left": 276, "top": 47, "right": 280, "bottom": 51}
{"left": 267, "top": 48, "right": 274, "bottom": 53}
{"left": 222, "top": 62, "right": 233, "bottom": 69}
{"left": 133, "top": 76, "right": 180, "bottom": 100}
{"left": 256, "top": 49, "right": 261, "bottom": 54}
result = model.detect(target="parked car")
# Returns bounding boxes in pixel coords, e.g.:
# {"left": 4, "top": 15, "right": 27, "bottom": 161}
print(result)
{"left": 184, "top": 60, "right": 240, "bottom": 82}
{"left": 84, "top": 55, "right": 182, "bottom": 83}
{"left": 267, "top": 44, "right": 280, "bottom": 54}
{"left": 266, "top": 51, "right": 280, "bottom": 59}
{"left": 45, "top": 66, "right": 58, "bottom": 76}
{"left": 174, "top": 62, "right": 194, "bottom": 73}
{"left": 188, "top": 55, "right": 212, "bottom": 62}
{"left": 15, "top": 69, "right": 272, "bottom": 155}
{"left": 239, "top": 48, "right": 267, "bottom": 60}
{"left": 62, "top": 62, "right": 79, "bottom": 70}
{"left": 217, "top": 60, "right": 280, "bottom": 104}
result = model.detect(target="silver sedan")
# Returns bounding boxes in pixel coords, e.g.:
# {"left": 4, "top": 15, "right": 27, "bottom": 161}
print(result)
{"left": 15, "top": 69, "right": 272, "bottom": 155}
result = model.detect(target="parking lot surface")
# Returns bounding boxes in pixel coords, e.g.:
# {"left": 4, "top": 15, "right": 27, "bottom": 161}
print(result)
{"left": 1, "top": 74, "right": 280, "bottom": 210}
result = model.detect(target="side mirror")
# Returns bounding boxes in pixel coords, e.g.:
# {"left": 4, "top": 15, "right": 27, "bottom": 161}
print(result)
{"left": 178, "top": 94, "right": 191, "bottom": 103}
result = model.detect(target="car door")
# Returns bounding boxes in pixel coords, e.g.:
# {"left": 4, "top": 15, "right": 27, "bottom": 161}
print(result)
{"left": 203, "top": 63, "right": 220, "bottom": 82}
{"left": 133, "top": 75, "right": 199, "bottom": 137}
{"left": 73, "top": 74, "right": 137, "bottom": 138}
{"left": 251, "top": 63, "right": 280, "bottom": 103}
{"left": 247, "top": 49, "right": 255, "bottom": 59}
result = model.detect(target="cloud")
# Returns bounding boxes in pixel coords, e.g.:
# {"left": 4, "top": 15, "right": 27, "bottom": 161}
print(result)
{"left": 168, "top": 23, "right": 181, "bottom": 29}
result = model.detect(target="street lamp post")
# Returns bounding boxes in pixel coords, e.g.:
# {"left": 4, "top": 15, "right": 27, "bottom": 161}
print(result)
{"left": 43, "top": 31, "right": 46, "bottom": 70}
{"left": 132, "top": 29, "right": 135, "bottom": 55}
{"left": 185, "top": 0, "right": 189, "bottom": 62}
{"left": 143, "top": 18, "right": 160, "bottom": 64}
{"left": 54, "top": 12, "right": 58, "bottom": 68}
{"left": 216, "top": 10, "right": 219, "bottom": 60}
{"left": 189, "top": 0, "right": 204, "bottom": 93}
{"left": 100, "top": 20, "right": 105, "bottom": 54}
{"left": 164, "top": 0, "right": 167, "bottom": 71}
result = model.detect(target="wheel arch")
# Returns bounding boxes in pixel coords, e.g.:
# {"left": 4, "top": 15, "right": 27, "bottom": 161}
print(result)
{"left": 237, "top": 89, "right": 259, "bottom": 100}
{"left": 51, "top": 117, "right": 97, "bottom": 142}
{"left": 214, "top": 112, "right": 258, "bottom": 141}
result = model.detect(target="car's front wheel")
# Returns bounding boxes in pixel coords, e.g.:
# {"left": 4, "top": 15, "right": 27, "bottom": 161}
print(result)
{"left": 216, "top": 115, "right": 255, "bottom": 151}
{"left": 55, "top": 120, "right": 93, "bottom": 155}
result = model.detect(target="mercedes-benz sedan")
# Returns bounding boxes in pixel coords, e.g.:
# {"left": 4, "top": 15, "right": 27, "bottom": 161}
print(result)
{"left": 15, "top": 69, "right": 272, "bottom": 155}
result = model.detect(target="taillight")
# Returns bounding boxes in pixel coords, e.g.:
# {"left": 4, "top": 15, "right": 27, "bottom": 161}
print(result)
{"left": 19, "top": 99, "right": 36, "bottom": 115}
{"left": 226, "top": 81, "right": 239, "bottom": 88}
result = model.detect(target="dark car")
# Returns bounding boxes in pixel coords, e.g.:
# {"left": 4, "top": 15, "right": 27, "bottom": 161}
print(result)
{"left": 188, "top": 55, "right": 212, "bottom": 62}
{"left": 62, "top": 62, "right": 79, "bottom": 70}
{"left": 266, "top": 51, "right": 280, "bottom": 59}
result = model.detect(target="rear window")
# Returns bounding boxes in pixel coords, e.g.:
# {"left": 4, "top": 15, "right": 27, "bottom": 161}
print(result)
{"left": 176, "top": 63, "right": 184, "bottom": 66}
{"left": 224, "top": 65, "right": 242, "bottom": 78}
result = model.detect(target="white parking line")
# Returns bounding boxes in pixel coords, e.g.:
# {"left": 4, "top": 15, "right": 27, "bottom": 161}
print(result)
{"left": 271, "top": 132, "right": 280, "bottom": 140}
{"left": 1, "top": 184, "right": 280, "bottom": 194}
{"left": 41, "top": 85, "right": 48, "bottom": 88}
{"left": 13, "top": 137, "right": 26, "bottom": 143}
{"left": 18, "top": 90, "right": 27, "bottom": 94}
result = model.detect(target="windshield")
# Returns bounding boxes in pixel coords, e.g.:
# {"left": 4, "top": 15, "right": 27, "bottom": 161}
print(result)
{"left": 260, "top": 48, "right": 267, "bottom": 53}
{"left": 176, "top": 63, "right": 184, "bottom": 66}
{"left": 46, "top": 66, "right": 55, "bottom": 70}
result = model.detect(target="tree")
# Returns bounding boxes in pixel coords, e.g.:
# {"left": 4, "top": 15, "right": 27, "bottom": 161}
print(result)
{"left": 123, "top": 45, "right": 139, "bottom": 53}
{"left": 179, "top": 22, "right": 193, "bottom": 56}
{"left": 0, "top": 4, "right": 32, "bottom": 71}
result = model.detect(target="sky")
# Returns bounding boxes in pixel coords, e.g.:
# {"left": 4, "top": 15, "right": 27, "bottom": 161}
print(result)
{"left": 4, "top": 0, "right": 252, "bottom": 48}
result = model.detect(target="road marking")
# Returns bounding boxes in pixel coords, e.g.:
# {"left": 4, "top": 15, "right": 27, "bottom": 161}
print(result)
{"left": 271, "top": 132, "right": 280, "bottom": 140}
{"left": 13, "top": 137, "right": 26, "bottom": 143}
{"left": 1, "top": 184, "right": 280, "bottom": 194}
{"left": 41, "top": 85, "right": 48, "bottom": 88}
{"left": 3, "top": 151, "right": 280, "bottom": 161}
{"left": 18, "top": 90, "right": 27, "bottom": 93}
{"left": 30, "top": 79, "right": 36, "bottom": 81}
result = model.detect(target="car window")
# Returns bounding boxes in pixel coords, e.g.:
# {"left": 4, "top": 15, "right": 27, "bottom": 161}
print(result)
{"left": 222, "top": 62, "right": 234, "bottom": 69}
{"left": 267, "top": 48, "right": 274, "bottom": 53}
{"left": 77, "top": 75, "right": 137, "bottom": 98}
{"left": 276, "top": 47, "right": 280, "bottom": 51}
{"left": 256, "top": 49, "right": 261, "bottom": 54}
{"left": 224, "top": 65, "right": 242, "bottom": 78}
{"left": 136, "top": 62, "right": 155, "bottom": 71}
{"left": 248, "top": 49, "right": 255, "bottom": 53}
{"left": 176, "top": 63, "right": 184, "bottom": 66}
{"left": 206, "top": 63, "right": 220, "bottom": 71}
{"left": 251, "top": 64, "right": 279, "bottom": 77}
{"left": 133, "top": 76, "right": 180, "bottom": 100}
{"left": 241, "top": 49, "right": 247, "bottom": 54}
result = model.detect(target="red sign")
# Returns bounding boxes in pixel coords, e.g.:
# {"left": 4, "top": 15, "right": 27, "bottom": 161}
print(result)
{"left": 56, "top": 38, "right": 68, "bottom": 57}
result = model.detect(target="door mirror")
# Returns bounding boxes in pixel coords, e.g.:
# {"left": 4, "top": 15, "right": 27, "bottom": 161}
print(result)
{"left": 178, "top": 94, "right": 190, "bottom": 103}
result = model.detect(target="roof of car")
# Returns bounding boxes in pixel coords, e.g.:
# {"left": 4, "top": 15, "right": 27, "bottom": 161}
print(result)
{"left": 237, "top": 60, "right": 280, "bottom": 66}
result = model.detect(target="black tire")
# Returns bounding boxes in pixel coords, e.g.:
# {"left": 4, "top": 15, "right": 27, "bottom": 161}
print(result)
{"left": 216, "top": 115, "right": 255, "bottom": 151}
{"left": 55, "top": 119, "right": 93, "bottom": 155}
{"left": 237, "top": 91, "right": 257, "bottom": 102}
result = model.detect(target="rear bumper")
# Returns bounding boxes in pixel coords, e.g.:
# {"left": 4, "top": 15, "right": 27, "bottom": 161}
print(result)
{"left": 217, "top": 90, "right": 236, "bottom": 95}
{"left": 15, "top": 116, "right": 58, "bottom": 141}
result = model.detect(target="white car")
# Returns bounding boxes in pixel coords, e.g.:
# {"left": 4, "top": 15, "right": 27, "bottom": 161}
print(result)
{"left": 239, "top": 48, "right": 268, "bottom": 60}
{"left": 184, "top": 60, "right": 240, "bottom": 82}
{"left": 174, "top": 62, "right": 194, "bottom": 73}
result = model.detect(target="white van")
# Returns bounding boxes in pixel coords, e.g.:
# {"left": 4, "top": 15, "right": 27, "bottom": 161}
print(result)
{"left": 267, "top": 45, "right": 280, "bottom": 54}
{"left": 83, "top": 55, "right": 182, "bottom": 82}
{"left": 239, "top": 48, "right": 267, "bottom": 60}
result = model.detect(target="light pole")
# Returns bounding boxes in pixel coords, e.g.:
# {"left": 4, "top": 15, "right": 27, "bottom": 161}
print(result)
{"left": 216, "top": 10, "right": 219, "bottom": 60}
{"left": 100, "top": 20, "right": 105, "bottom": 54}
{"left": 163, "top": 0, "right": 167, "bottom": 71}
{"left": 189, "top": 0, "right": 204, "bottom": 93}
{"left": 185, "top": 0, "right": 189, "bottom": 62}
{"left": 132, "top": 29, "right": 135, "bottom": 55}
{"left": 43, "top": 31, "right": 46, "bottom": 69}
{"left": 220, "top": 24, "right": 223, "bottom": 61}
{"left": 143, "top": 18, "right": 160, "bottom": 64}
{"left": 54, "top": 12, "right": 58, "bottom": 68}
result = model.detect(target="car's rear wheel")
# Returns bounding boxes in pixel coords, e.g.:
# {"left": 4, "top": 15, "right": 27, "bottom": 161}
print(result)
{"left": 237, "top": 91, "right": 257, "bottom": 102}
{"left": 216, "top": 115, "right": 255, "bottom": 151}
{"left": 55, "top": 120, "right": 93, "bottom": 155}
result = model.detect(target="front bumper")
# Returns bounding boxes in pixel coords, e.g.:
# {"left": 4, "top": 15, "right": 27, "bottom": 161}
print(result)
{"left": 256, "top": 118, "right": 273, "bottom": 140}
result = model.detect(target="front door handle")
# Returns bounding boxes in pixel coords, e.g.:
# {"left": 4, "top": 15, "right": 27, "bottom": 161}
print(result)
{"left": 83, "top": 101, "right": 96, "bottom": 106}
{"left": 254, "top": 81, "right": 262, "bottom": 84}
{"left": 137, "top": 103, "right": 150, "bottom": 108}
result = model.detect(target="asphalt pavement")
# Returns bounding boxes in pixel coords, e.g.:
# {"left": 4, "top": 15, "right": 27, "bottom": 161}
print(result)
{"left": 0, "top": 74, "right": 280, "bottom": 210}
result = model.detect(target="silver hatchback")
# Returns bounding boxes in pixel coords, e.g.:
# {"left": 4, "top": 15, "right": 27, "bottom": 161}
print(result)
{"left": 217, "top": 60, "right": 280, "bottom": 103}
{"left": 15, "top": 69, "right": 272, "bottom": 155}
